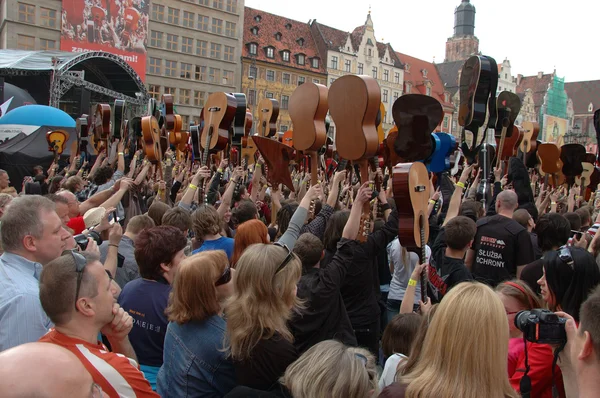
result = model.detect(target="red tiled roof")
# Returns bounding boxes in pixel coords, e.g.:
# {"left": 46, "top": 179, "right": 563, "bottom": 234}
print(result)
{"left": 243, "top": 6, "right": 326, "bottom": 74}
{"left": 516, "top": 73, "right": 553, "bottom": 116}
{"left": 396, "top": 52, "right": 454, "bottom": 108}
{"left": 565, "top": 80, "right": 600, "bottom": 115}
{"left": 350, "top": 25, "right": 365, "bottom": 51}
{"left": 310, "top": 20, "right": 349, "bottom": 50}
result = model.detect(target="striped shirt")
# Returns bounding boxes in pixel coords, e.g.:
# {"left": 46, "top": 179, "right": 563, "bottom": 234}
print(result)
{"left": 39, "top": 329, "right": 159, "bottom": 398}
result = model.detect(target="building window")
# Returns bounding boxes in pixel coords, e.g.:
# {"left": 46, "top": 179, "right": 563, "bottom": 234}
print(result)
{"left": 224, "top": 45, "right": 234, "bottom": 61}
{"left": 282, "top": 51, "right": 290, "bottom": 62}
{"left": 297, "top": 38, "right": 304, "bottom": 46}
{"left": 198, "top": 0, "right": 209, "bottom": 5}
{"left": 298, "top": 76, "right": 305, "bottom": 85}
{"left": 39, "top": 38, "right": 56, "bottom": 50}
{"left": 149, "top": 85, "right": 161, "bottom": 100}
{"left": 505, "top": 73, "right": 508, "bottom": 79}
{"left": 165, "top": 60, "right": 177, "bottom": 77}
{"left": 266, "top": 47, "right": 274, "bottom": 58}
{"left": 251, "top": 26, "right": 258, "bottom": 35}
{"left": 297, "top": 54, "right": 305, "bottom": 65}
{"left": 151, "top": 4, "right": 164, "bottom": 21}
{"left": 164, "top": 87, "right": 175, "bottom": 96}
{"left": 150, "top": 31, "right": 163, "bottom": 47}
{"left": 422, "top": 69, "right": 428, "bottom": 78}
{"left": 372, "top": 67, "right": 378, "bottom": 79}
{"left": 358, "top": 63, "right": 363, "bottom": 74}
{"left": 167, "top": 8, "right": 179, "bottom": 24}
{"left": 331, "top": 56, "right": 338, "bottom": 70}
{"left": 223, "top": 70, "right": 234, "bottom": 85}
{"left": 248, "top": 89, "right": 256, "bottom": 105}
{"left": 249, "top": 43, "right": 257, "bottom": 55}
{"left": 212, "top": 0, "right": 223, "bottom": 8}
{"left": 181, "top": 115, "right": 189, "bottom": 127}
{"left": 283, "top": 73, "right": 290, "bottom": 85}
{"left": 183, "top": 11, "right": 194, "bottom": 27}
{"left": 210, "top": 43, "right": 222, "bottom": 59}
{"left": 180, "top": 63, "right": 192, "bottom": 79}
{"left": 275, "top": 32, "right": 282, "bottom": 41}
{"left": 148, "top": 57, "right": 161, "bottom": 75}
{"left": 40, "top": 8, "right": 57, "bottom": 28}
{"left": 225, "top": 21, "right": 236, "bottom": 37}
{"left": 266, "top": 70, "right": 275, "bottom": 82}
{"left": 393, "top": 92, "right": 399, "bottom": 102}
{"left": 249, "top": 65, "right": 257, "bottom": 78}
{"left": 16, "top": 34, "right": 34, "bottom": 50}
{"left": 383, "top": 69, "right": 389, "bottom": 81}
{"left": 345, "top": 59, "right": 351, "bottom": 72}
{"left": 196, "top": 40, "right": 207, "bottom": 56}
{"left": 180, "top": 89, "right": 190, "bottom": 105}
{"left": 312, "top": 79, "right": 320, "bottom": 84}
{"left": 166, "top": 34, "right": 178, "bottom": 51}
{"left": 226, "top": 0, "right": 238, "bottom": 13}
{"left": 198, "top": 15, "right": 209, "bottom": 31}
{"left": 181, "top": 37, "right": 193, "bottom": 53}
{"left": 311, "top": 58, "right": 319, "bottom": 68}
{"left": 18, "top": 3, "right": 34, "bottom": 23}
{"left": 281, "top": 95, "right": 289, "bottom": 110}
{"left": 383, "top": 89, "right": 388, "bottom": 103}
{"left": 194, "top": 91, "right": 206, "bottom": 107}
{"left": 394, "top": 72, "right": 400, "bottom": 84}
{"left": 209, "top": 67, "right": 220, "bottom": 83}
{"left": 443, "top": 116, "right": 449, "bottom": 129}
{"left": 212, "top": 18, "right": 223, "bottom": 34}
{"left": 195, "top": 65, "right": 206, "bottom": 81}
{"left": 265, "top": 92, "right": 274, "bottom": 99}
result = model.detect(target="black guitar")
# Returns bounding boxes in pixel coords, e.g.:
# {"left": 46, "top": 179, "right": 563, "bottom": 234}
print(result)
{"left": 475, "top": 143, "right": 496, "bottom": 207}
{"left": 458, "top": 55, "right": 498, "bottom": 163}
{"left": 230, "top": 93, "right": 247, "bottom": 146}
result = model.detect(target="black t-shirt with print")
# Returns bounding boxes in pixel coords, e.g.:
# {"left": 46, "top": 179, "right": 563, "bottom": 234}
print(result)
{"left": 471, "top": 214, "right": 535, "bottom": 286}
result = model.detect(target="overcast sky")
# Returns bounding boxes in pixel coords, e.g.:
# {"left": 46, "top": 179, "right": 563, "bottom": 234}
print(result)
{"left": 245, "top": 0, "right": 596, "bottom": 83}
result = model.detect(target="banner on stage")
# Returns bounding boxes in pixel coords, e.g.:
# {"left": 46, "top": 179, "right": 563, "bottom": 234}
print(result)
{"left": 60, "top": 0, "right": 149, "bottom": 81}
{"left": 543, "top": 115, "right": 568, "bottom": 144}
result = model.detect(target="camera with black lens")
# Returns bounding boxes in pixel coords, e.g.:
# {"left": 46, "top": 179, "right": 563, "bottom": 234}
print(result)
{"left": 73, "top": 231, "right": 102, "bottom": 251}
{"left": 514, "top": 309, "right": 567, "bottom": 345}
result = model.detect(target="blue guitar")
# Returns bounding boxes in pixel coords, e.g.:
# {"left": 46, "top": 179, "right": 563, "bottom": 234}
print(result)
{"left": 426, "top": 132, "right": 457, "bottom": 173}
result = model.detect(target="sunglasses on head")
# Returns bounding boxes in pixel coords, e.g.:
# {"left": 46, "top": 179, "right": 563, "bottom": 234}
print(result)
{"left": 558, "top": 246, "right": 574, "bottom": 269}
{"left": 215, "top": 265, "right": 231, "bottom": 286}
{"left": 273, "top": 242, "right": 295, "bottom": 276}
{"left": 62, "top": 250, "right": 113, "bottom": 311}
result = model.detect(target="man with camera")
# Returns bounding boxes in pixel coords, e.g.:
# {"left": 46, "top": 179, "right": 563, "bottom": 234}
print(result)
{"left": 0, "top": 195, "right": 71, "bottom": 351}
{"left": 38, "top": 251, "right": 158, "bottom": 397}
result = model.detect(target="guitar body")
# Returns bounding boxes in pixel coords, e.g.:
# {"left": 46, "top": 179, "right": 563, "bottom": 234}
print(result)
{"left": 494, "top": 91, "right": 521, "bottom": 138}
{"left": 520, "top": 121, "right": 540, "bottom": 154}
{"left": 46, "top": 130, "right": 70, "bottom": 154}
{"left": 538, "top": 142, "right": 563, "bottom": 186}
{"left": 392, "top": 94, "right": 443, "bottom": 162}
{"left": 241, "top": 136, "right": 257, "bottom": 166}
{"left": 428, "top": 132, "right": 457, "bottom": 173}
{"left": 190, "top": 125, "right": 202, "bottom": 160}
{"left": 141, "top": 116, "right": 162, "bottom": 163}
{"left": 329, "top": 74, "right": 381, "bottom": 161}
{"left": 112, "top": 99, "right": 126, "bottom": 141}
{"left": 289, "top": 82, "right": 328, "bottom": 152}
{"left": 496, "top": 125, "right": 523, "bottom": 160}
{"left": 94, "top": 104, "right": 110, "bottom": 154}
{"left": 282, "top": 130, "right": 293, "bottom": 147}
{"left": 257, "top": 98, "right": 280, "bottom": 137}
{"left": 241, "top": 109, "right": 252, "bottom": 148}
{"left": 560, "top": 143, "right": 586, "bottom": 183}
{"left": 231, "top": 93, "right": 248, "bottom": 143}
{"left": 392, "top": 162, "right": 430, "bottom": 250}
{"left": 383, "top": 126, "right": 401, "bottom": 172}
{"left": 377, "top": 102, "right": 386, "bottom": 144}
{"left": 200, "top": 92, "right": 237, "bottom": 155}
{"left": 475, "top": 143, "right": 495, "bottom": 203}
{"left": 161, "top": 94, "right": 176, "bottom": 131}
{"left": 458, "top": 56, "right": 495, "bottom": 131}
{"left": 253, "top": 135, "right": 295, "bottom": 191}
{"left": 575, "top": 159, "right": 594, "bottom": 188}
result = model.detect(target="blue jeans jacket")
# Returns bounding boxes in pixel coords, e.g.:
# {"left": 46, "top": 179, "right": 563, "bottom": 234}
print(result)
{"left": 157, "top": 315, "right": 237, "bottom": 397}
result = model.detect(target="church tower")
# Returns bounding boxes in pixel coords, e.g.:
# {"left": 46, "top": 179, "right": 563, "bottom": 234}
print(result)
{"left": 444, "top": 0, "right": 479, "bottom": 62}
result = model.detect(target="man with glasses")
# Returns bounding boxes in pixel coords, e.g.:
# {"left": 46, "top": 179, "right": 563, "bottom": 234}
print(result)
{"left": 38, "top": 251, "right": 158, "bottom": 397}
{"left": 0, "top": 195, "right": 71, "bottom": 351}
{"left": 0, "top": 342, "right": 108, "bottom": 397}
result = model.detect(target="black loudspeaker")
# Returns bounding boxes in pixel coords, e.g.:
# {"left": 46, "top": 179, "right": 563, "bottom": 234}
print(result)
{"left": 70, "top": 87, "right": 91, "bottom": 118}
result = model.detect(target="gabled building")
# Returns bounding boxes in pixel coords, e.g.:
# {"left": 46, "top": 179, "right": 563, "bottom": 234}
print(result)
{"left": 516, "top": 89, "right": 537, "bottom": 125}
{"left": 396, "top": 52, "right": 454, "bottom": 133}
{"left": 310, "top": 12, "right": 403, "bottom": 133}
{"left": 565, "top": 80, "right": 600, "bottom": 147}
{"left": 242, "top": 6, "right": 327, "bottom": 133}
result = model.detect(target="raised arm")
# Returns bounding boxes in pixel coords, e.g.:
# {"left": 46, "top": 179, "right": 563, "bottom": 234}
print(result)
{"left": 443, "top": 164, "right": 472, "bottom": 226}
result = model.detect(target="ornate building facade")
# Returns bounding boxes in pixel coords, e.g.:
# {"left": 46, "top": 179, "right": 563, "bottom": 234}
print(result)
{"left": 310, "top": 13, "right": 403, "bottom": 133}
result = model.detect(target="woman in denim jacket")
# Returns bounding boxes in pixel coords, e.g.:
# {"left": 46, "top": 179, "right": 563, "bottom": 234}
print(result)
{"left": 157, "top": 250, "right": 236, "bottom": 397}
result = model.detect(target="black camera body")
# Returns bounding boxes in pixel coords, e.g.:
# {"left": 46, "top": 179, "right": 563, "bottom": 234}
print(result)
{"left": 73, "top": 231, "right": 102, "bottom": 251}
{"left": 514, "top": 309, "right": 567, "bottom": 345}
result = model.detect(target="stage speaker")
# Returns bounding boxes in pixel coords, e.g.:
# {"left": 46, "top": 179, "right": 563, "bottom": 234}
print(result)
{"left": 70, "top": 87, "right": 91, "bottom": 118}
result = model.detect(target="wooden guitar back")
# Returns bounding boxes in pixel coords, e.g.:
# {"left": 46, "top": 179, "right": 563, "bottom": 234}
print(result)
{"left": 393, "top": 162, "right": 430, "bottom": 249}
{"left": 257, "top": 98, "right": 279, "bottom": 137}
{"left": 520, "top": 121, "right": 540, "bottom": 154}
{"left": 289, "top": 82, "right": 328, "bottom": 152}
{"left": 537, "top": 143, "right": 562, "bottom": 175}
{"left": 329, "top": 75, "right": 381, "bottom": 161}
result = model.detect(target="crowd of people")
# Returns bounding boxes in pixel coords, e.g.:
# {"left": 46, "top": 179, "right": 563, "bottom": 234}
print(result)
{"left": 0, "top": 146, "right": 599, "bottom": 398}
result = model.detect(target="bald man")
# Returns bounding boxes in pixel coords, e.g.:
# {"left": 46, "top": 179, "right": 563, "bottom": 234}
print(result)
{"left": 465, "top": 190, "right": 534, "bottom": 286}
{"left": 0, "top": 342, "right": 108, "bottom": 397}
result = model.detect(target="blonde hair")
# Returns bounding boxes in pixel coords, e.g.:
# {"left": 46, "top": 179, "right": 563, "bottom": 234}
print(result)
{"left": 166, "top": 251, "right": 228, "bottom": 324}
{"left": 281, "top": 340, "right": 378, "bottom": 398}
{"left": 400, "top": 282, "right": 517, "bottom": 398}
{"left": 225, "top": 243, "right": 302, "bottom": 360}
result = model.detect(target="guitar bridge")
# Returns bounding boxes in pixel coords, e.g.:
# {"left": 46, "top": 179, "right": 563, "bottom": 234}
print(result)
{"left": 207, "top": 107, "right": 221, "bottom": 112}
{"left": 414, "top": 185, "right": 426, "bottom": 192}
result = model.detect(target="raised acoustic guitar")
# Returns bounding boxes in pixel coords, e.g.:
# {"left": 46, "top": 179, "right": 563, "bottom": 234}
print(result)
{"left": 329, "top": 74, "right": 380, "bottom": 242}
{"left": 230, "top": 93, "right": 248, "bottom": 145}
{"left": 94, "top": 103, "right": 111, "bottom": 155}
{"left": 560, "top": 143, "right": 586, "bottom": 187}
{"left": 520, "top": 121, "right": 540, "bottom": 161}
{"left": 257, "top": 98, "right": 279, "bottom": 138}
{"left": 393, "top": 162, "right": 430, "bottom": 303}
{"left": 200, "top": 92, "right": 237, "bottom": 166}
{"left": 141, "top": 115, "right": 162, "bottom": 164}
{"left": 46, "top": 130, "right": 70, "bottom": 165}
{"left": 494, "top": 91, "right": 521, "bottom": 169}
{"left": 537, "top": 142, "right": 563, "bottom": 188}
